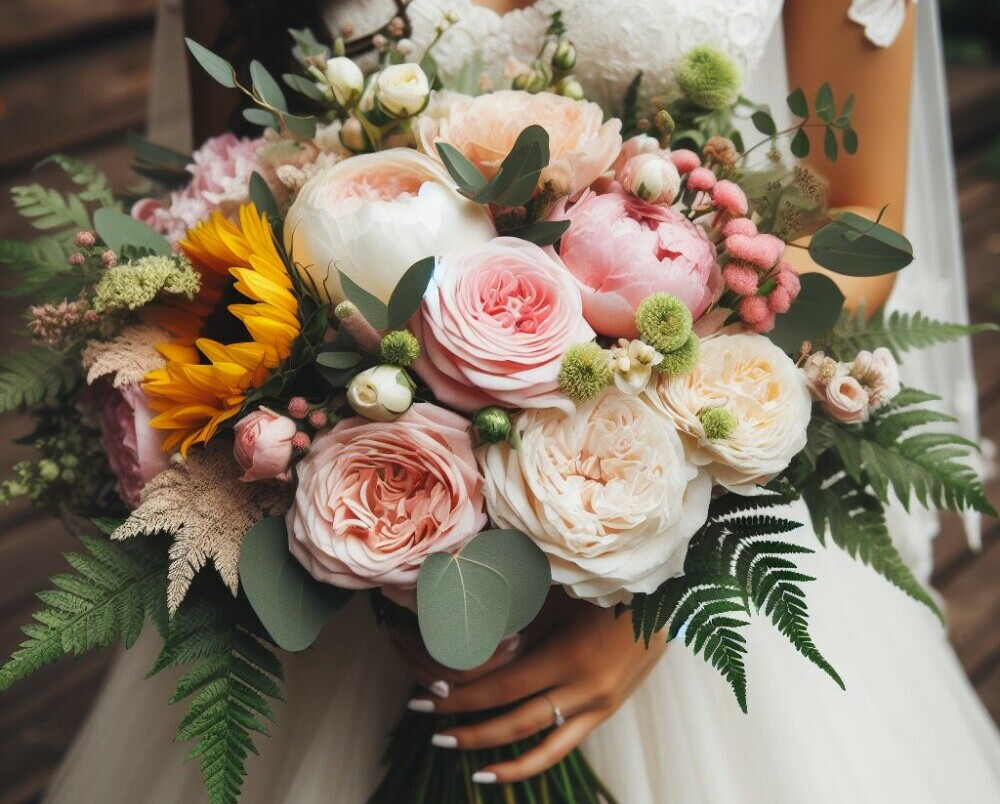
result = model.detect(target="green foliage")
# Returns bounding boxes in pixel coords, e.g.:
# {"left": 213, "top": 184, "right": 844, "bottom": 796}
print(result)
{"left": 151, "top": 600, "right": 284, "bottom": 804}
{"left": 768, "top": 273, "right": 845, "bottom": 355}
{"left": 0, "top": 533, "right": 168, "bottom": 692}
{"left": 0, "top": 347, "right": 78, "bottom": 413}
{"left": 0, "top": 236, "right": 85, "bottom": 300}
{"left": 631, "top": 490, "right": 841, "bottom": 712}
{"left": 10, "top": 156, "right": 116, "bottom": 236}
{"left": 828, "top": 308, "right": 998, "bottom": 362}
{"left": 808, "top": 210, "right": 914, "bottom": 277}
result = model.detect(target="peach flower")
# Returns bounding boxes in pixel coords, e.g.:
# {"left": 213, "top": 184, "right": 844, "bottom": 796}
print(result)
{"left": 417, "top": 90, "right": 622, "bottom": 197}
{"left": 823, "top": 375, "right": 870, "bottom": 424}
{"left": 411, "top": 238, "right": 594, "bottom": 414}
{"left": 284, "top": 149, "right": 495, "bottom": 306}
{"left": 98, "top": 382, "right": 170, "bottom": 509}
{"left": 478, "top": 390, "right": 711, "bottom": 606}
{"left": 286, "top": 403, "right": 487, "bottom": 603}
{"left": 233, "top": 408, "right": 298, "bottom": 482}
{"left": 557, "top": 189, "right": 723, "bottom": 338}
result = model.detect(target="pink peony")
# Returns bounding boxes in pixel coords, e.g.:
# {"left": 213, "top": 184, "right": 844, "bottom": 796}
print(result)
{"left": 286, "top": 403, "right": 487, "bottom": 603}
{"left": 98, "top": 383, "right": 170, "bottom": 509}
{"left": 557, "top": 189, "right": 723, "bottom": 338}
{"left": 233, "top": 408, "right": 298, "bottom": 482}
{"left": 411, "top": 237, "right": 595, "bottom": 414}
{"left": 418, "top": 90, "right": 622, "bottom": 197}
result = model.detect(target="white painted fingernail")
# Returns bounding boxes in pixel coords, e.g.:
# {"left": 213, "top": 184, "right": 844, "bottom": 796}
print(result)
{"left": 407, "top": 698, "right": 435, "bottom": 713}
{"left": 432, "top": 734, "right": 458, "bottom": 748}
{"left": 472, "top": 772, "right": 498, "bottom": 785}
{"left": 429, "top": 680, "right": 450, "bottom": 699}
{"left": 502, "top": 634, "right": 522, "bottom": 653}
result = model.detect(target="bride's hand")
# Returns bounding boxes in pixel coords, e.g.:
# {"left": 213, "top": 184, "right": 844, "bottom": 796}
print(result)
{"left": 393, "top": 591, "right": 666, "bottom": 784}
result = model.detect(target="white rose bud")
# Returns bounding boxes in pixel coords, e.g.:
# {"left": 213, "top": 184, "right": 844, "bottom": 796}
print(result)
{"left": 610, "top": 338, "right": 663, "bottom": 395}
{"left": 325, "top": 57, "right": 365, "bottom": 108}
{"left": 621, "top": 153, "right": 681, "bottom": 205}
{"left": 823, "top": 375, "right": 870, "bottom": 424}
{"left": 347, "top": 365, "right": 415, "bottom": 422}
{"left": 375, "top": 63, "right": 430, "bottom": 118}
{"left": 339, "top": 117, "right": 367, "bottom": 152}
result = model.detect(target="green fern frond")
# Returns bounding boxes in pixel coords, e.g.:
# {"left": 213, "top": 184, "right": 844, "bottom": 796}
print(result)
{"left": 0, "top": 236, "right": 86, "bottom": 300}
{"left": 0, "top": 348, "right": 79, "bottom": 413}
{"left": 152, "top": 601, "right": 284, "bottom": 804}
{"left": 0, "top": 533, "right": 167, "bottom": 692}
{"left": 11, "top": 184, "right": 91, "bottom": 233}
{"left": 37, "top": 155, "right": 116, "bottom": 208}
{"left": 829, "top": 309, "right": 996, "bottom": 362}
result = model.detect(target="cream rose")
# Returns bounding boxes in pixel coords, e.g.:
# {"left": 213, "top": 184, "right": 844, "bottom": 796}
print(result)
{"left": 283, "top": 149, "right": 495, "bottom": 306}
{"left": 375, "top": 63, "right": 431, "bottom": 118}
{"left": 648, "top": 333, "right": 812, "bottom": 493}
{"left": 478, "top": 390, "right": 711, "bottom": 606}
{"left": 418, "top": 90, "right": 622, "bottom": 197}
{"left": 287, "top": 403, "right": 486, "bottom": 603}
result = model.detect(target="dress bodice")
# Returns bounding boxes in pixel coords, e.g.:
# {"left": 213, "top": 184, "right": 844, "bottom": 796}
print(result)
{"left": 322, "top": 0, "right": 785, "bottom": 112}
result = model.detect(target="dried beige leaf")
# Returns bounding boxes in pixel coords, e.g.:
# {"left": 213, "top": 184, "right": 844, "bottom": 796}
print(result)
{"left": 83, "top": 323, "right": 170, "bottom": 388}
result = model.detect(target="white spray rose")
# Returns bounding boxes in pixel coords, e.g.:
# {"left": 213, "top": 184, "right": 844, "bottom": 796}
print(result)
{"left": 375, "top": 63, "right": 430, "bottom": 118}
{"left": 347, "top": 365, "right": 414, "bottom": 422}
{"left": 324, "top": 57, "right": 365, "bottom": 108}
{"left": 478, "top": 390, "right": 711, "bottom": 607}
{"left": 648, "top": 333, "right": 812, "bottom": 493}
{"left": 283, "top": 149, "right": 495, "bottom": 305}
{"left": 610, "top": 339, "right": 663, "bottom": 395}
{"left": 850, "top": 347, "right": 900, "bottom": 409}
{"left": 823, "top": 375, "right": 869, "bottom": 424}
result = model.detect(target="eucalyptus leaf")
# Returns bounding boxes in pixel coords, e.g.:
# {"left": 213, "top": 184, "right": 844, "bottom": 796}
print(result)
{"left": 790, "top": 127, "right": 810, "bottom": 158}
{"left": 841, "top": 93, "right": 856, "bottom": 122}
{"left": 470, "top": 125, "right": 549, "bottom": 207}
{"left": 127, "top": 132, "right": 191, "bottom": 168}
{"left": 283, "top": 73, "right": 326, "bottom": 102}
{"left": 239, "top": 517, "right": 352, "bottom": 652}
{"left": 315, "top": 351, "right": 363, "bottom": 369}
{"left": 249, "top": 172, "right": 280, "bottom": 222}
{"left": 824, "top": 127, "right": 838, "bottom": 161}
{"left": 282, "top": 113, "right": 318, "bottom": 139}
{"left": 786, "top": 87, "right": 808, "bottom": 118}
{"left": 751, "top": 111, "right": 776, "bottom": 136}
{"left": 842, "top": 127, "right": 859, "bottom": 155}
{"left": 93, "top": 208, "right": 171, "bottom": 257}
{"left": 250, "top": 60, "right": 288, "bottom": 112}
{"left": 767, "top": 273, "right": 845, "bottom": 354}
{"left": 436, "top": 143, "right": 487, "bottom": 195}
{"left": 387, "top": 257, "right": 435, "bottom": 328}
{"left": 815, "top": 82, "right": 835, "bottom": 123}
{"left": 464, "top": 530, "right": 551, "bottom": 635}
{"left": 244, "top": 107, "right": 280, "bottom": 129}
{"left": 504, "top": 219, "right": 571, "bottom": 247}
{"left": 185, "top": 38, "right": 237, "bottom": 89}
{"left": 338, "top": 270, "right": 389, "bottom": 329}
{"left": 809, "top": 212, "right": 914, "bottom": 276}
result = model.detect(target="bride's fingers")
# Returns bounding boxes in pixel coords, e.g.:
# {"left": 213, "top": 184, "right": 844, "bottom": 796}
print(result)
{"left": 390, "top": 629, "right": 523, "bottom": 695}
{"left": 471, "top": 710, "right": 608, "bottom": 785}
{"left": 431, "top": 686, "right": 591, "bottom": 750}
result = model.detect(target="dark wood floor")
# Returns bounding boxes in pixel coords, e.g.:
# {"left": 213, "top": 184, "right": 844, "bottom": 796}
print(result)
{"left": 0, "top": 5, "right": 998, "bottom": 803}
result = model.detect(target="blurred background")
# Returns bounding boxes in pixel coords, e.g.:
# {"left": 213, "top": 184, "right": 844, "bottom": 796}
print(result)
{"left": 0, "top": 1, "right": 997, "bottom": 801}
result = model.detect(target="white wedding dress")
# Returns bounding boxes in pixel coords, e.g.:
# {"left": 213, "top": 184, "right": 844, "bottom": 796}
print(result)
{"left": 44, "top": 2, "right": 1000, "bottom": 802}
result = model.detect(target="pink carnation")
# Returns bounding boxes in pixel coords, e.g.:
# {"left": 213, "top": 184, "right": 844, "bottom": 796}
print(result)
{"left": 711, "top": 180, "right": 748, "bottom": 215}
{"left": 687, "top": 166, "right": 717, "bottom": 192}
{"left": 669, "top": 149, "right": 701, "bottom": 174}
{"left": 557, "top": 189, "right": 722, "bottom": 338}
{"left": 286, "top": 403, "right": 487, "bottom": 605}
{"left": 98, "top": 383, "right": 170, "bottom": 509}
{"left": 723, "top": 263, "right": 760, "bottom": 296}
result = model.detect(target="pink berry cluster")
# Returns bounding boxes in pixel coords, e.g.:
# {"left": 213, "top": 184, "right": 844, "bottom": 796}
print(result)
{"left": 68, "top": 230, "right": 117, "bottom": 269}
{"left": 286, "top": 396, "right": 335, "bottom": 451}
{"left": 669, "top": 148, "right": 749, "bottom": 220}
{"left": 720, "top": 218, "right": 801, "bottom": 333}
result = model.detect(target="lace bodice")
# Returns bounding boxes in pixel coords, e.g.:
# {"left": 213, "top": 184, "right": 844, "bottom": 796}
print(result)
{"left": 323, "top": 0, "right": 786, "bottom": 112}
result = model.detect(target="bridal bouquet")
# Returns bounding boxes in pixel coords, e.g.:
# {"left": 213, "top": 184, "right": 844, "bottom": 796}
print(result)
{"left": 0, "top": 11, "right": 994, "bottom": 804}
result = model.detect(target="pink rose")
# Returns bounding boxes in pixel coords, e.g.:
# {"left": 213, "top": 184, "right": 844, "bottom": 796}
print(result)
{"left": 418, "top": 90, "right": 622, "bottom": 197}
{"left": 411, "top": 238, "right": 594, "bottom": 413}
{"left": 557, "top": 189, "right": 723, "bottom": 338}
{"left": 233, "top": 408, "right": 298, "bottom": 482}
{"left": 98, "top": 383, "right": 170, "bottom": 508}
{"left": 286, "top": 403, "right": 487, "bottom": 603}
{"left": 823, "top": 375, "right": 870, "bottom": 424}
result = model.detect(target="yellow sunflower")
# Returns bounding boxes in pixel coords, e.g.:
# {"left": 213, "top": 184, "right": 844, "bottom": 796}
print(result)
{"left": 144, "top": 204, "right": 301, "bottom": 454}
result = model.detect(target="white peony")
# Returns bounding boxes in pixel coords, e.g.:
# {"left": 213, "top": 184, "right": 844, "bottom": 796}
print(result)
{"left": 283, "top": 149, "right": 495, "bottom": 306}
{"left": 648, "top": 333, "right": 812, "bottom": 493}
{"left": 478, "top": 389, "right": 711, "bottom": 606}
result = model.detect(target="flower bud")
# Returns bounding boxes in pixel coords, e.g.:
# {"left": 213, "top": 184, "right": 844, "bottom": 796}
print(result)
{"left": 675, "top": 45, "right": 741, "bottom": 110}
{"left": 654, "top": 109, "right": 675, "bottom": 137}
{"left": 656, "top": 333, "right": 701, "bottom": 376}
{"left": 558, "top": 343, "right": 612, "bottom": 403}
{"left": 233, "top": 408, "right": 298, "bottom": 482}
{"left": 620, "top": 153, "right": 681, "bottom": 204}
{"left": 552, "top": 39, "right": 577, "bottom": 71}
{"left": 698, "top": 407, "right": 736, "bottom": 440}
{"left": 339, "top": 118, "right": 367, "bottom": 152}
{"left": 325, "top": 56, "right": 365, "bottom": 108}
{"left": 474, "top": 406, "right": 513, "bottom": 443}
{"left": 375, "top": 63, "right": 430, "bottom": 118}
{"left": 287, "top": 396, "right": 309, "bottom": 419}
{"left": 347, "top": 365, "right": 415, "bottom": 422}
{"left": 74, "top": 231, "right": 96, "bottom": 248}
{"left": 554, "top": 76, "right": 585, "bottom": 100}
{"left": 636, "top": 293, "right": 694, "bottom": 354}
{"left": 379, "top": 329, "right": 421, "bottom": 366}
{"left": 38, "top": 459, "right": 60, "bottom": 482}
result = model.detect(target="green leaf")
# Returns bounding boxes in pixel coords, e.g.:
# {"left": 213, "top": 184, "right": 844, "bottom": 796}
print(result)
{"left": 842, "top": 126, "right": 859, "bottom": 155}
{"left": 185, "top": 38, "right": 237, "bottom": 88}
{"left": 767, "top": 272, "right": 845, "bottom": 354}
{"left": 751, "top": 111, "right": 776, "bottom": 136}
{"left": 249, "top": 172, "right": 280, "bottom": 222}
{"left": 283, "top": 73, "right": 326, "bottom": 102}
{"left": 243, "top": 107, "right": 279, "bottom": 130}
{"left": 338, "top": 270, "right": 389, "bottom": 330}
{"left": 250, "top": 60, "right": 288, "bottom": 112}
{"left": 11, "top": 184, "right": 91, "bottom": 232}
{"left": 127, "top": 131, "right": 191, "bottom": 168}
{"left": 436, "top": 143, "right": 487, "bottom": 196}
{"left": 829, "top": 308, "right": 998, "bottom": 361}
{"left": 281, "top": 113, "right": 318, "bottom": 139}
{"left": 503, "top": 219, "right": 571, "bottom": 247}
{"left": 417, "top": 529, "right": 550, "bottom": 670}
{"left": 315, "top": 351, "right": 363, "bottom": 369}
{"left": 37, "top": 155, "right": 116, "bottom": 207}
{"left": 815, "top": 82, "right": 835, "bottom": 123}
{"left": 387, "top": 257, "right": 435, "bottom": 329}
{"left": 840, "top": 93, "right": 856, "bottom": 122}
{"left": 93, "top": 207, "right": 171, "bottom": 257}
{"left": 470, "top": 125, "right": 549, "bottom": 207}
{"left": 621, "top": 71, "right": 644, "bottom": 137}
{"left": 823, "top": 127, "right": 839, "bottom": 161}
{"left": 239, "top": 517, "right": 352, "bottom": 652}
{"left": 0, "top": 347, "right": 78, "bottom": 413}
{"left": 790, "top": 127, "right": 810, "bottom": 158}
{"left": 809, "top": 211, "right": 913, "bottom": 276}
{"left": 0, "top": 236, "right": 83, "bottom": 300}
{"left": 786, "top": 87, "right": 808, "bottom": 118}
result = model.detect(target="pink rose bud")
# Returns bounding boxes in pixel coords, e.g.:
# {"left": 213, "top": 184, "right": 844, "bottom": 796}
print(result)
{"left": 287, "top": 396, "right": 309, "bottom": 419}
{"left": 618, "top": 153, "right": 681, "bottom": 204}
{"left": 291, "top": 431, "right": 312, "bottom": 451}
{"left": 74, "top": 231, "right": 96, "bottom": 248}
{"left": 307, "top": 409, "right": 329, "bottom": 429}
{"left": 68, "top": 253, "right": 86, "bottom": 266}
{"left": 823, "top": 375, "right": 870, "bottom": 424}
{"left": 101, "top": 249, "right": 117, "bottom": 267}
{"left": 233, "top": 408, "right": 298, "bottom": 482}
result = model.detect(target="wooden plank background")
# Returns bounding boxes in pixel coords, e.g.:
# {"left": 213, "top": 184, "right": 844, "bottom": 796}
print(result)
{"left": 0, "top": 4, "right": 998, "bottom": 802}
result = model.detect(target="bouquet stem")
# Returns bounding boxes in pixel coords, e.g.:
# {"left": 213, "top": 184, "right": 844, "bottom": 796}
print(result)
{"left": 368, "top": 697, "right": 617, "bottom": 804}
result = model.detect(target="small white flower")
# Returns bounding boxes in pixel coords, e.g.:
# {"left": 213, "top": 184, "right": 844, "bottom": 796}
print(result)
{"left": 620, "top": 153, "right": 681, "bottom": 205}
{"left": 324, "top": 57, "right": 365, "bottom": 108}
{"left": 375, "top": 63, "right": 430, "bottom": 118}
{"left": 850, "top": 346, "right": 900, "bottom": 409}
{"left": 347, "top": 365, "right": 415, "bottom": 422}
{"left": 610, "top": 339, "right": 663, "bottom": 395}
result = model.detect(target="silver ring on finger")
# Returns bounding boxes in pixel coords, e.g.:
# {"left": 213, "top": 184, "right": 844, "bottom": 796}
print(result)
{"left": 541, "top": 692, "right": 566, "bottom": 727}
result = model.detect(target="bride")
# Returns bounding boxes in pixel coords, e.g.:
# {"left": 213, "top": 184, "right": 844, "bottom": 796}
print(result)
{"left": 44, "top": 1, "right": 1000, "bottom": 802}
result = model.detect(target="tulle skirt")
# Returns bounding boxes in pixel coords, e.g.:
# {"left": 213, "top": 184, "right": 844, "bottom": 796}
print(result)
{"left": 43, "top": 500, "right": 1000, "bottom": 804}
